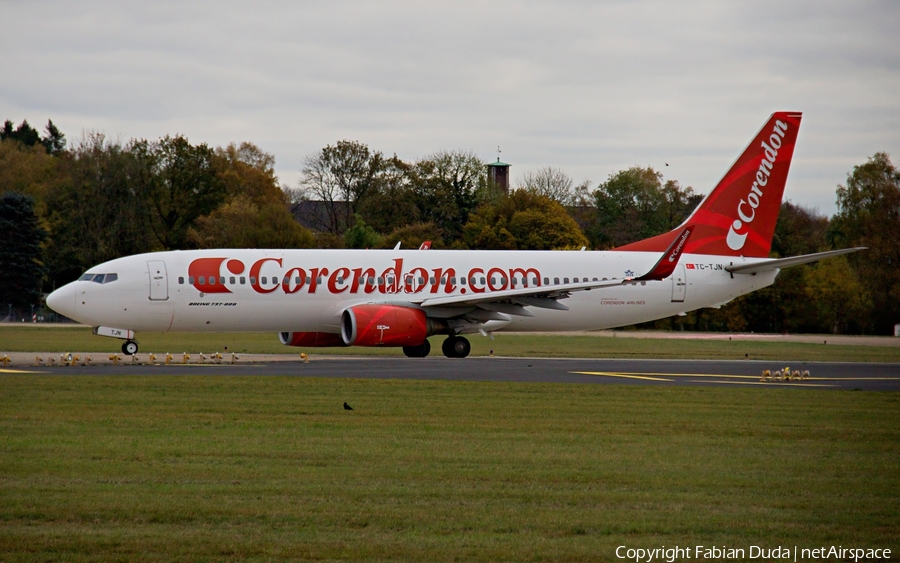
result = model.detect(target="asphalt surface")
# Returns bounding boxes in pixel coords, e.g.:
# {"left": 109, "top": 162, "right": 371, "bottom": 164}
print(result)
{"left": 4, "top": 357, "right": 900, "bottom": 391}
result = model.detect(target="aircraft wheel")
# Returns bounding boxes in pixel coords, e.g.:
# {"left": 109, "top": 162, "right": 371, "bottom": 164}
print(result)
{"left": 442, "top": 336, "right": 470, "bottom": 358}
{"left": 403, "top": 339, "right": 431, "bottom": 358}
{"left": 122, "top": 340, "right": 138, "bottom": 355}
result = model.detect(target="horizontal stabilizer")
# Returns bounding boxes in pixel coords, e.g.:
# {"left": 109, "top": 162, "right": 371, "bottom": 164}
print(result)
{"left": 725, "top": 247, "right": 867, "bottom": 275}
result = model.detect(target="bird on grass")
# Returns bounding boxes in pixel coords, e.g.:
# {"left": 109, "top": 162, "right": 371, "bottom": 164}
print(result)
{"left": 343, "top": 402, "right": 353, "bottom": 411}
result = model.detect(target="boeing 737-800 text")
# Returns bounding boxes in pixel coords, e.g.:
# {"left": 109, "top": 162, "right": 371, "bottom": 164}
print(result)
{"left": 46, "top": 112, "right": 863, "bottom": 357}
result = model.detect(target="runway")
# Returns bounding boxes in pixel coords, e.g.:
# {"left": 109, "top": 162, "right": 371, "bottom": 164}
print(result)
{"left": 4, "top": 357, "right": 900, "bottom": 391}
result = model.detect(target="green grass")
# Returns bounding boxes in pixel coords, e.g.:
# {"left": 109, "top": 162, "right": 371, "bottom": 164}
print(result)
{"left": 3, "top": 325, "right": 900, "bottom": 362}
{"left": 0, "top": 376, "right": 898, "bottom": 561}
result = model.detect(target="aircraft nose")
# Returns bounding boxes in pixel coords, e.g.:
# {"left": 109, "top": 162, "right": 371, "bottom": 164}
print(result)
{"left": 46, "top": 283, "right": 77, "bottom": 319}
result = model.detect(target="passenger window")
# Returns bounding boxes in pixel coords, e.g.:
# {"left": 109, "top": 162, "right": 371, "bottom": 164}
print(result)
{"left": 219, "top": 276, "right": 225, "bottom": 285}
{"left": 306, "top": 277, "right": 312, "bottom": 284}
{"left": 229, "top": 276, "right": 235, "bottom": 284}
{"left": 189, "top": 276, "right": 195, "bottom": 284}
{"left": 429, "top": 277, "right": 435, "bottom": 284}
{"left": 295, "top": 277, "right": 301, "bottom": 284}
{"left": 450, "top": 277, "right": 457, "bottom": 284}
{"left": 104, "top": 274, "right": 118, "bottom": 283}
{"left": 532, "top": 277, "right": 539, "bottom": 285}
{"left": 377, "top": 277, "right": 384, "bottom": 284}
{"left": 178, "top": 276, "right": 184, "bottom": 284}
{"left": 199, "top": 276, "right": 206, "bottom": 285}
{"left": 262, "top": 277, "right": 267, "bottom": 285}
{"left": 250, "top": 277, "right": 257, "bottom": 285}
{"left": 543, "top": 277, "right": 549, "bottom": 285}
{"left": 317, "top": 277, "right": 323, "bottom": 284}
{"left": 593, "top": 277, "right": 598, "bottom": 281}
{"left": 554, "top": 277, "right": 559, "bottom": 284}
{"left": 240, "top": 277, "right": 245, "bottom": 284}
{"left": 564, "top": 278, "right": 570, "bottom": 284}
{"left": 480, "top": 277, "right": 485, "bottom": 284}
{"left": 337, "top": 276, "right": 344, "bottom": 283}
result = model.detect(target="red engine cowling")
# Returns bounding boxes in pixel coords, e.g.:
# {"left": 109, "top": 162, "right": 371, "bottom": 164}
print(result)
{"left": 279, "top": 331, "right": 346, "bottom": 347}
{"left": 341, "top": 304, "right": 429, "bottom": 347}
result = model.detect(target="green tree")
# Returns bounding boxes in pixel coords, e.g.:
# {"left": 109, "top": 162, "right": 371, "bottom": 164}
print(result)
{"left": 355, "top": 156, "right": 419, "bottom": 233}
{"left": 132, "top": 135, "right": 227, "bottom": 249}
{"left": 0, "top": 192, "right": 47, "bottom": 310}
{"left": 41, "top": 120, "right": 66, "bottom": 156}
{"left": 44, "top": 134, "right": 155, "bottom": 286}
{"left": 215, "top": 142, "right": 286, "bottom": 207}
{"left": 0, "top": 119, "right": 40, "bottom": 147}
{"left": 589, "top": 166, "right": 698, "bottom": 249}
{"left": 411, "top": 150, "right": 494, "bottom": 242}
{"left": 830, "top": 152, "right": 900, "bottom": 334}
{"left": 189, "top": 196, "right": 314, "bottom": 249}
{"left": 343, "top": 214, "right": 381, "bottom": 249}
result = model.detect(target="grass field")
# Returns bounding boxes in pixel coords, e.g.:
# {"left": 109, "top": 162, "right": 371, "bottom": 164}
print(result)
{"left": 1, "top": 375, "right": 898, "bottom": 561}
{"left": 3, "top": 325, "right": 900, "bottom": 362}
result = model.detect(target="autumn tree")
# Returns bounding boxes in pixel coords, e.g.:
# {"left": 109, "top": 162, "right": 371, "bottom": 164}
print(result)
{"left": 189, "top": 196, "right": 314, "bottom": 249}
{"left": 462, "top": 190, "right": 588, "bottom": 250}
{"left": 829, "top": 152, "right": 900, "bottom": 334}
{"left": 518, "top": 167, "right": 576, "bottom": 205}
{"left": 299, "top": 140, "right": 384, "bottom": 234}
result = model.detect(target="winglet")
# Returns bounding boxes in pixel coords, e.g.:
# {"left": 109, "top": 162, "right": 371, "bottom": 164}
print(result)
{"left": 418, "top": 241, "right": 432, "bottom": 250}
{"left": 635, "top": 226, "right": 693, "bottom": 281}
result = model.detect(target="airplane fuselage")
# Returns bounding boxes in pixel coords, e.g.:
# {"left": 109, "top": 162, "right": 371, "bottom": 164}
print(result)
{"left": 50, "top": 248, "right": 777, "bottom": 335}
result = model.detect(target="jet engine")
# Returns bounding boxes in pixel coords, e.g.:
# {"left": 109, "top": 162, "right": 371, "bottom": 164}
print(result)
{"left": 341, "top": 304, "right": 442, "bottom": 346}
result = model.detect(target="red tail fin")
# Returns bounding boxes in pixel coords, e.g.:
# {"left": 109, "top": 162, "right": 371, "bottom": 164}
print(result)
{"left": 617, "top": 112, "right": 802, "bottom": 257}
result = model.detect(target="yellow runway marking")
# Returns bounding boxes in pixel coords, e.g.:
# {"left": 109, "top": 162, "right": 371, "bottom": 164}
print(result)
{"left": 0, "top": 368, "right": 41, "bottom": 374}
{"left": 572, "top": 372, "right": 673, "bottom": 382}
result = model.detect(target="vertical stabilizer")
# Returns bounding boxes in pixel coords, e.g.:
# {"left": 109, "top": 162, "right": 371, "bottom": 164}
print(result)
{"left": 617, "top": 112, "right": 802, "bottom": 257}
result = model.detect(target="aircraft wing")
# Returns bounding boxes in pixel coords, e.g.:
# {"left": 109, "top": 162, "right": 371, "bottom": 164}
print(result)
{"left": 725, "top": 247, "right": 867, "bottom": 275}
{"left": 412, "top": 227, "right": 693, "bottom": 317}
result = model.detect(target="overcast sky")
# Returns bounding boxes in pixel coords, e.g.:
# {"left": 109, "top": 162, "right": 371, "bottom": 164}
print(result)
{"left": 2, "top": 0, "right": 898, "bottom": 215}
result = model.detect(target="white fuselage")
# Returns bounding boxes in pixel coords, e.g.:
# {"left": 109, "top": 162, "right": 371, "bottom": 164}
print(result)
{"left": 48, "top": 248, "right": 778, "bottom": 335}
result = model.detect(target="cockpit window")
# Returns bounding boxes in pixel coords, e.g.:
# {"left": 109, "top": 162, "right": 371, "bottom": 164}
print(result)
{"left": 79, "top": 273, "right": 118, "bottom": 283}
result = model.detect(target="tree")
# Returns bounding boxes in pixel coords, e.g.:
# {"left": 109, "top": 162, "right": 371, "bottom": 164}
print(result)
{"left": 518, "top": 166, "right": 575, "bottom": 205}
{"left": 830, "top": 152, "right": 900, "bottom": 334}
{"left": 299, "top": 140, "right": 383, "bottom": 234}
{"left": 132, "top": 135, "right": 227, "bottom": 249}
{"left": 215, "top": 142, "right": 286, "bottom": 207}
{"left": 0, "top": 192, "right": 47, "bottom": 310}
{"left": 355, "top": 155, "right": 419, "bottom": 233}
{"left": 589, "top": 166, "right": 698, "bottom": 249}
{"left": 410, "top": 150, "right": 493, "bottom": 242}
{"left": 462, "top": 190, "right": 588, "bottom": 250}
{"left": 41, "top": 120, "right": 66, "bottom": 156}
{"left": 189, "top": 196, "right": 314, "bottom": 249}
{"left": 804, "top": 255, "right": 871, "bottom": 334}
{"left": 343, "top": 214, "right": 381, "bottom": 249}
{"left": 0, "top": 120, "right": 40, "bottom": 147}
{"left": 44, "top": 133, "right": 155, "bottom": 286}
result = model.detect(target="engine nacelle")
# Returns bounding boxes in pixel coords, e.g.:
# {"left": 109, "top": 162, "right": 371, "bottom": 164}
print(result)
{"left": 279, "top": 331, "right": 346, "bottom": 347}
{"left": 341, "top": 304, "right": 433, "bottom": 347}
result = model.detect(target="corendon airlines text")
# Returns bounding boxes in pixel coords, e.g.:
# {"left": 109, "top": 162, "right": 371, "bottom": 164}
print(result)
{"left": 187, "top": 257, "right": 543, "bottom": 296}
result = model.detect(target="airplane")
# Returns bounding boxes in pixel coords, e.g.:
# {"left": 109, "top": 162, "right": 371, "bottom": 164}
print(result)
{"left": 46, "top": 111, "right": 864, "bottom": 358}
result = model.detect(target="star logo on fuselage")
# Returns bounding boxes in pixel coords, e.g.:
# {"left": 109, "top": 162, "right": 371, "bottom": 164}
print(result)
{"left": 624, "top": 269, "right": 634, "bottom": 277}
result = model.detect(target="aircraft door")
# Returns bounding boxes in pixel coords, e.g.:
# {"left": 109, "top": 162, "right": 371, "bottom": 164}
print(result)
{"left": 148, "top": 260, "right": 169, "bottom": 301}
{"left": 671, "top": 263, "right": 686, "bottom": 302}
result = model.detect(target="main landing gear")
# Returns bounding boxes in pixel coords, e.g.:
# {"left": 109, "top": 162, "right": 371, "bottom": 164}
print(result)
{"left": 402, "top": 339, "right": 431, "bottom": 358}
{"left": 441, "top": 336, "right": 471, "bottom": 359}
{"left": 401, "top": 336, "right": 471, "bottom": 358}
{"left": 122, "top": 340, "right": 139, "bottom": 355}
